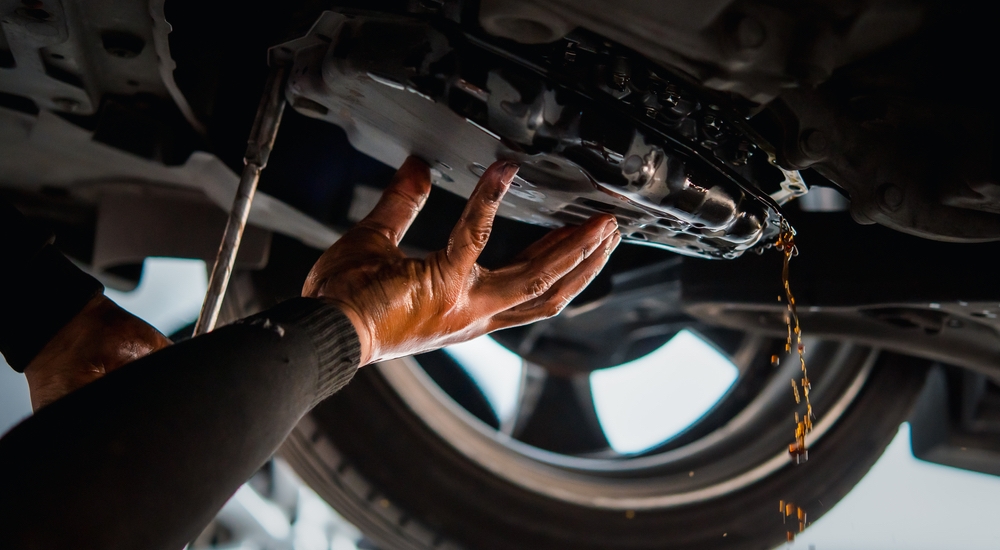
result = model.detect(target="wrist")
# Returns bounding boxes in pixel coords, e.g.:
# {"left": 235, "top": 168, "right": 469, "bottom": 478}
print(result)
{"left": 319, "top": 299, "right": 374, "bottom": 367}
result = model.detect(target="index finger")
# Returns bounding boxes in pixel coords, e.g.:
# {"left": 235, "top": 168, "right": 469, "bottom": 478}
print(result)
{"left": 445, "top": 161, "right": 519, "bottom": 271}
{"left": 354, "top": 156, "right": 431, "bottom": 245}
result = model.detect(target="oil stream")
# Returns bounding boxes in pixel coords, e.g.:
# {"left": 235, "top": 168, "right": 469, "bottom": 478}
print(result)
{"left": 774, "top": 218, "right": 814, "bottom": 542}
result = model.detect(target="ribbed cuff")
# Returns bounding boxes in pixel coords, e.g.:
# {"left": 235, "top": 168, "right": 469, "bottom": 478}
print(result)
{"left": 243, "top": 298, "right": 361, "bottom": 406}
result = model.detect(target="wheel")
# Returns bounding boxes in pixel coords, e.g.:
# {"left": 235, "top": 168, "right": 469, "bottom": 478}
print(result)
{"left": 236, "top": 232, "right": 930, "bottom": 550}
{"left": 281, "top": 343, "right": 926, "bottom": 550}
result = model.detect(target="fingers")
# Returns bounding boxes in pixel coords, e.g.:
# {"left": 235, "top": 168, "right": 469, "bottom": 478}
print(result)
{"left": 491, "top": 232, "right": 621, "bottom": 329}
{"left": 511, "top": 225, "right": 577, "bottom": 263}
{"left": 445, "top": 161, "right": 519, "bottom": 271}
{"left": 354, "top": 156, "right": 431, "bottom": 245}
{"left": 485, "top": 214, "right": 617, "bottom": 308}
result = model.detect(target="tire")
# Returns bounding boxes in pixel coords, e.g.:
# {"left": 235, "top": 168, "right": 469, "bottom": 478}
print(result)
{"left": 279, "top": 347, "right": 928, "bottom": 550}
{"left": 223, "top": 232, "right": 930, "bottom": 550}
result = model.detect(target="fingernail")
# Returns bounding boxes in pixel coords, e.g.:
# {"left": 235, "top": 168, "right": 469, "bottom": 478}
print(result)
{"left": 601, "top": 217, "right": 619, "bottom": 240}
{"left": 501, "top": 162, "right": 520, "bottom": 186}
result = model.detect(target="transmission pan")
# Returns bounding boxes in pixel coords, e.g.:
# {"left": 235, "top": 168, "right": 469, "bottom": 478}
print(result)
{"left": 279, "top": 12, "right": 785, "bottom": 259}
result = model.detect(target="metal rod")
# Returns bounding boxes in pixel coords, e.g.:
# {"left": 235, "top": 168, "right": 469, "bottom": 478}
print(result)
{"left": 194, "top": 63, "right": 289, "bottom": 336}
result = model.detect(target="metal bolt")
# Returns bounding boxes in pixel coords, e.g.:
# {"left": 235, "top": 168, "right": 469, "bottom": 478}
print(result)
{"left": 877, "top": 183, "right": 904, "bottom": 211}
{"left": 800, "top": 129, "right": 828, "bottom": 158}
{"left": 610, "top": 56, "right": 630, "bottom": 91}
{"left": 612, "top": 72, "right": 629, "bottom": 91}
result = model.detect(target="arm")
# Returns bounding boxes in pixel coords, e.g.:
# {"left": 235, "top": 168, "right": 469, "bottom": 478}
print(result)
{"left": 0, "top": 198, "right": 171, "bottom": 410}
{"left": 0, "top": 298, "right": 358, "bottom": 550}
{"left": 0, "top": 158, "right": 618, "bottom": 549}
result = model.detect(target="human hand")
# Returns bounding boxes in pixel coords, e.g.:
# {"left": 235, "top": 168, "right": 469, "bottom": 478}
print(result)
{"left": 302, "top": 156, "right": 621, "bottom": 366}
{"left": 23, "top": 294, "right": 172, "bottom": 410}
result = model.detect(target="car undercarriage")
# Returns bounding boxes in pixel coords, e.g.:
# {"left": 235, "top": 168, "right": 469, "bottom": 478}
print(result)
{"left": 3, "top": 1, "right": 1000, "bottom": 549}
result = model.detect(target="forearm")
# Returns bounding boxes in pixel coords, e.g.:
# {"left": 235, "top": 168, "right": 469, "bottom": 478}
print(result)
{"left": 0, "top": 298, "right": 359, "bottom": 550}
{"left": 0, "top": 198, "right": 105, "bottom": 372}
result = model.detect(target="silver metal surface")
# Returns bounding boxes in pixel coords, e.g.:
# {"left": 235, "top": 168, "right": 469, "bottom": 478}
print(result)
{"left": 149, "top": 0, "right": 207, "bottom": 135}
{"left": 194, "top": 63, "right": 288, "bottom": 336}
{"left": 768, "top": 164, "right": 809, "bottom": 206}
{"left": 799, "top": 186, "right": 850, "bottom": 212}
{"left": 280, "top": 12, "right": 786, "bottom": 260}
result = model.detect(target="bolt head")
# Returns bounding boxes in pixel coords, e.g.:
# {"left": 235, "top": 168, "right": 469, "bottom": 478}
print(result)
{"left": 878, "top": 183, "right": 904, "bottom": 211}
{"left": 800, "top": 129, "right": 828, "bottom": 157}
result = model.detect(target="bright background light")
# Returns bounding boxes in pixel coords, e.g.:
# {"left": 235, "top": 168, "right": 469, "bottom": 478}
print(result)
{"left": 786, "top": 423, "right": 1000, "bottom": 550}
{"left": 104, "top": 258, "right": 208, "bottom": 336}
{"left": 589, "top": 329, "right": 739, "bottom": 453}
{"left": 444, "top": 336, "right": 523, "bottom": 423}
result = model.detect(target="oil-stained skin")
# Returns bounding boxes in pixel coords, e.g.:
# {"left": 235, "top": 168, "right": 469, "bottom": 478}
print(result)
{"left": 22, "top": 157, "right": 618, "bottom": 410}
{"left": 24, "top": 295, "right": 172, "bottom": 411}
{"left": 303, "top": 156, "right": 621, "bottom": 367}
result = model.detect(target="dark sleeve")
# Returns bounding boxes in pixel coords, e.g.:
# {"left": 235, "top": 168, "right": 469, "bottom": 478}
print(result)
{"left": 0, "top": 297, "right": 360, "bottom": 550}
{"left": 0, "top": 199, "right": 105, "bottom": 371}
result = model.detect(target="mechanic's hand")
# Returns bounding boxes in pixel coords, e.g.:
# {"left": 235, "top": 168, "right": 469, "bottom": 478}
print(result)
{"left": 23, "top": 294, "right": 172, "bottom": 410}
{"left": 303, "top": 156, "right": 621, "bottom": 366}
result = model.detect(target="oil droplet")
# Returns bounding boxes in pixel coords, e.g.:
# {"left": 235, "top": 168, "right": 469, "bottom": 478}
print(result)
{"left": 625, "top": 510, "right": 635, "bottom": 519}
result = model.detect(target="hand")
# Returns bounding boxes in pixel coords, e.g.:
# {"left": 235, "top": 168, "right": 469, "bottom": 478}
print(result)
{"left": 303, "top": 156, "right": 621, "bottom": 366}
{"left": 23, "top": 294, "right": 172, "bottom": 410}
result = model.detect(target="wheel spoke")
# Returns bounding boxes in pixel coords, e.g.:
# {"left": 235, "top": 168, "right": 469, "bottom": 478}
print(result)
{"left": 509, "top": 370, "right": 611, "bottom": 454}
{"left": 501, "top": 361, "right": 547, "bottom": 437}
{"left": 417, "top": 350, "right": 501, "bottom": 428}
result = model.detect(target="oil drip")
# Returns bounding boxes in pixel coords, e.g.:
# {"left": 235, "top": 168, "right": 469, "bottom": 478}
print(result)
{"left": 779, "top": 499, "right": 808, "bottom": 541}
{"left": 775, "top": 218, "right": 813, "bottom": 463}
{"left": 776, "top": 218, "right": 813, "bottom": 542}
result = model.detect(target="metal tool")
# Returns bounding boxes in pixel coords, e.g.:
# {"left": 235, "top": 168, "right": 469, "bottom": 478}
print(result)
{"left": 193, "top": 63, "right": 289, "bottom": 336}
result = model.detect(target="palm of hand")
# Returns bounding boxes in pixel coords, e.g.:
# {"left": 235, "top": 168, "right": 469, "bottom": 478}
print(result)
{"left": 303, "top": 157, "right": 620, "bottom": 366}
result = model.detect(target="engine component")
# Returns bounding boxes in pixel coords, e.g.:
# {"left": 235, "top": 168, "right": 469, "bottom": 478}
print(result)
{"left": 476, "top": 0, "right": 1000, "bottom": 242}
{"left": 279, "top": 12, "right": 794, "bottom": 259}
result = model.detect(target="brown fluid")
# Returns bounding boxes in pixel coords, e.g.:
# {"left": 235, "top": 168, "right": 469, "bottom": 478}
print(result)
{"left": 779, "top": 500, "right": 808, "bottom": 542}
{"left": 776, "top": 219, "right": 813, "bottom": 542}
{"left": 775, "top": 219, "right": 813, "bottom": 464}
